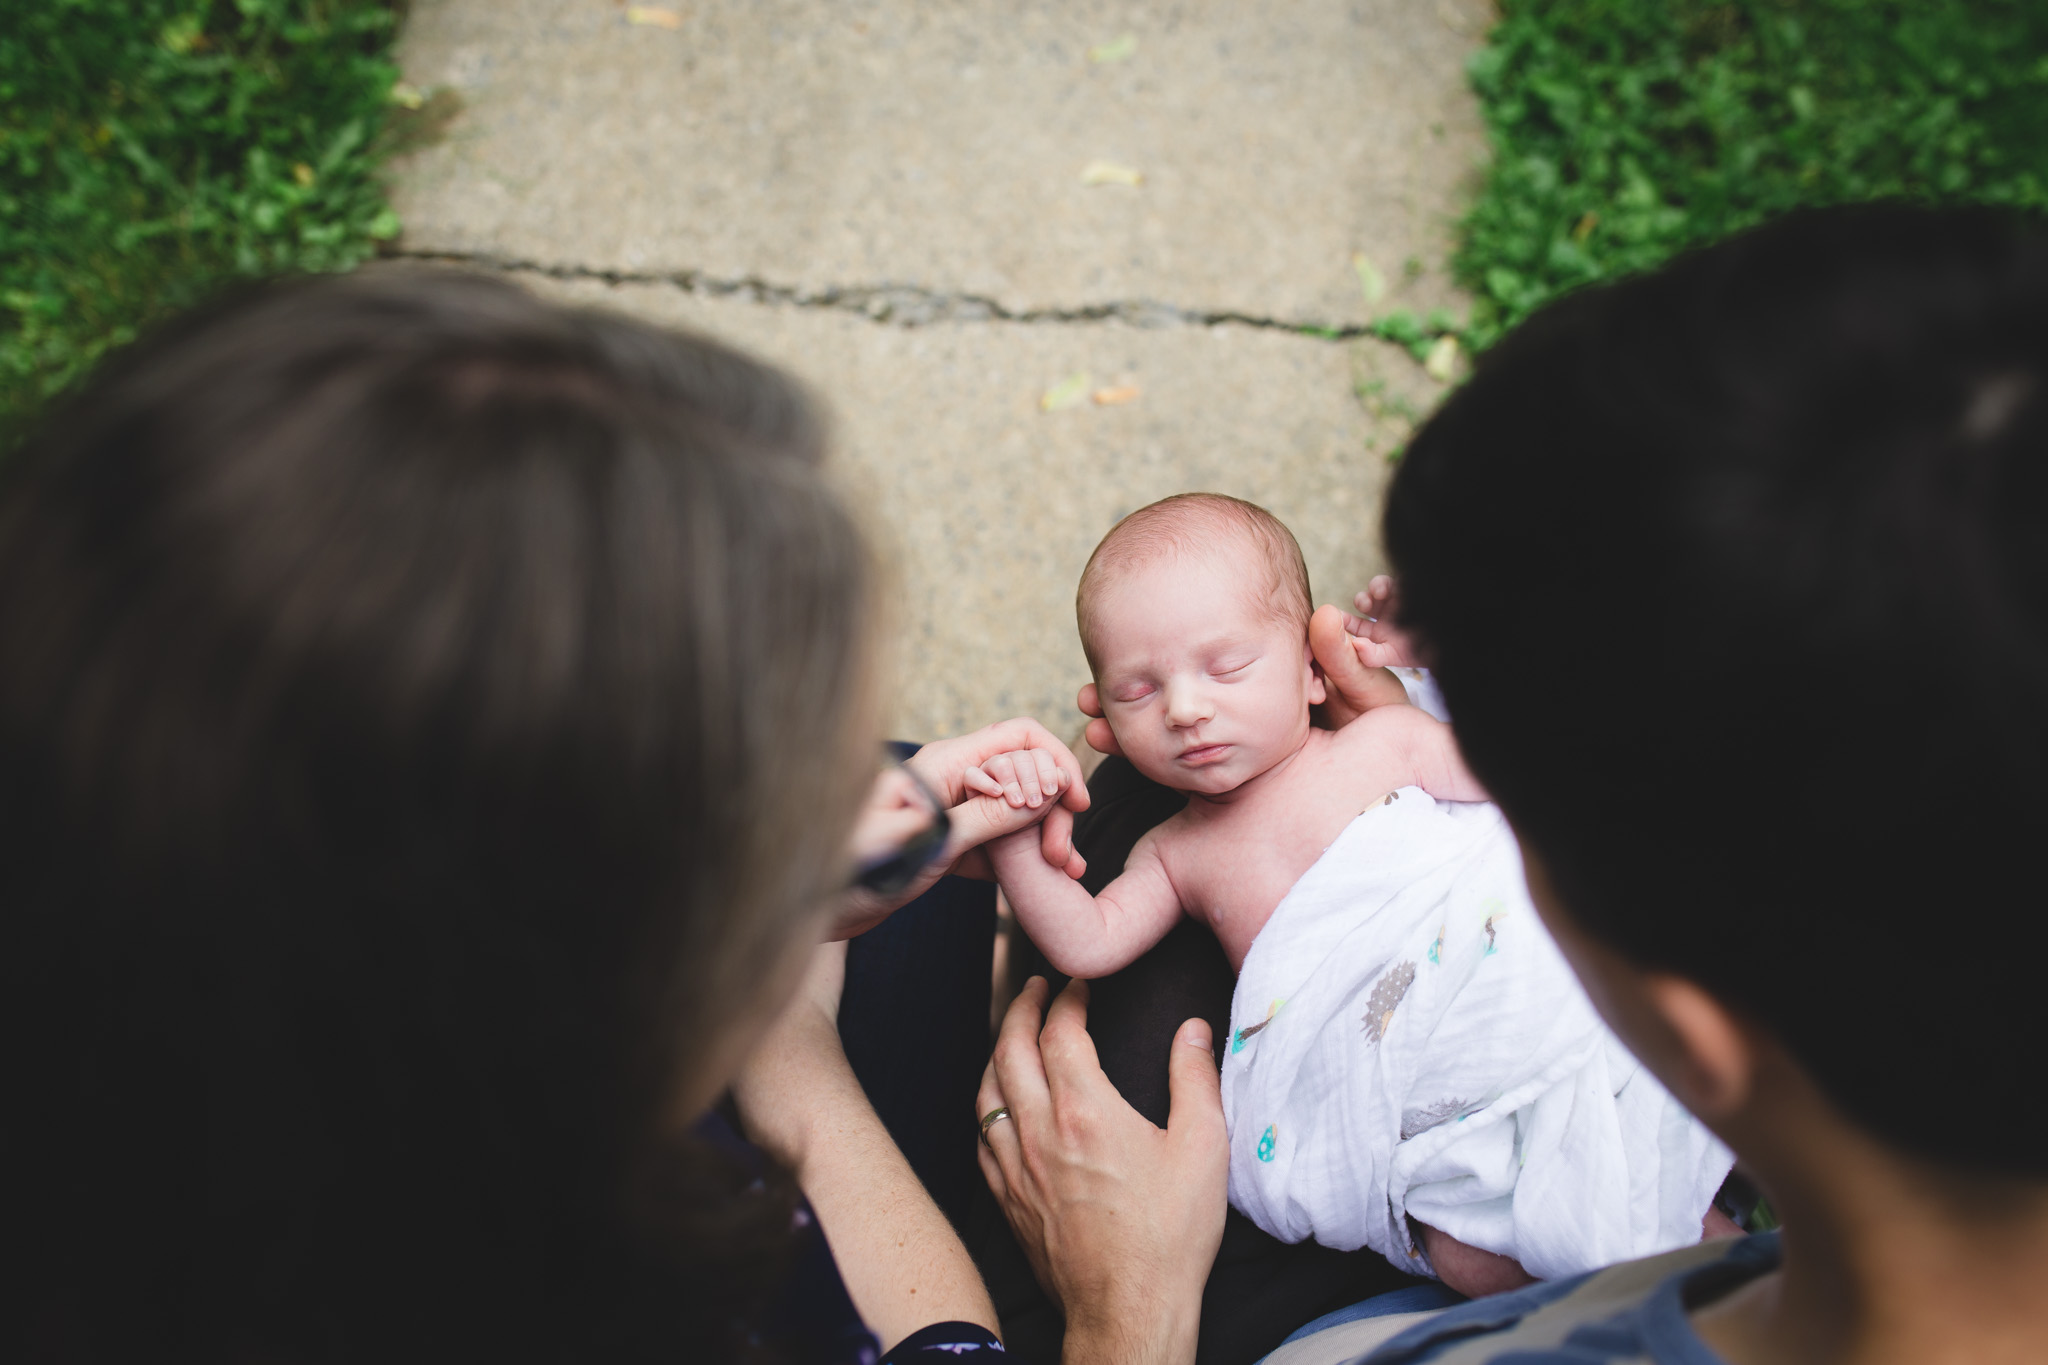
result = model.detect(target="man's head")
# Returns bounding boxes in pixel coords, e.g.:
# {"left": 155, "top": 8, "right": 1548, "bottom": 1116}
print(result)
{"left": 1386, "top": 204, "right": 2048, "bottom": 1179}
{"left": 1076, "top": 494, "right": 1323, "bottom": 794}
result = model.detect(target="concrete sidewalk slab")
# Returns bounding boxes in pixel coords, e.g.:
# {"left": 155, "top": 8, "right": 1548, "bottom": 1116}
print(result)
{"left": 385, "top": 0, "right": 1488, "bottom": 741}
{"left": 511, "top": 269, "right": 1438, "bottom": 742}
{"left": 391, "top": 0, "right": 1489, "bottom": 326}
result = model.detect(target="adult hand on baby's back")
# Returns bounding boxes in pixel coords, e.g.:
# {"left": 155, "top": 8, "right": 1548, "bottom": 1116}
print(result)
{"left": 976, "top": 977, "right": 1227, "bottom": 1365}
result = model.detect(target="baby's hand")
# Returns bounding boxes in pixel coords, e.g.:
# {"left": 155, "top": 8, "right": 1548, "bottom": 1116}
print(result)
{"left": 964, "top": 747, "right": 1088, "bottom": 881}
{"left": 965, "top": 747, "right": 1072, "bottom": 811}
{"left": 1345, "top": 575, "right": 1421, "bottom": 670}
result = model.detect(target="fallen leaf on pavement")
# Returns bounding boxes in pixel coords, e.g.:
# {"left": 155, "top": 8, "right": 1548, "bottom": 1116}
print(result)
{"left": 626, "top": 7, "right": 682, "bottom": 29}
{"left": 389, "top": 82, "right": 425, "bottom": 110}
{"left": 1424, "top": 335, "right": 1461, "bottom": 382}
{"left": 1041, "top": 373, "right": 1092, "bottom": 412}
{"left": 1092, "top": 385, "right": 1141, "bottom": 406}
{"left": 1089, "top": 34, "right": 1138, "bottom": 64}
{"left": 1081, "top": 160, "right": 1143, "bottom": 186}
{"left": 1352, "top": 252, "right": 1386, "bottom": 303}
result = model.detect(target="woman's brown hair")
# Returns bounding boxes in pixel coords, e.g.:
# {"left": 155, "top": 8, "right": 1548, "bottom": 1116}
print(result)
{"left": 0, "top": 268, "right": 877, "bottom": 1359}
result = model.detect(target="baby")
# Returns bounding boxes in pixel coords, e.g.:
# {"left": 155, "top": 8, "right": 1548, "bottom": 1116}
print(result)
{"left": 990, "top": 496, "right": 1483, "bottom": 978}
{"left": 983, "top": 493, "right": 1732, "bottom": 1293}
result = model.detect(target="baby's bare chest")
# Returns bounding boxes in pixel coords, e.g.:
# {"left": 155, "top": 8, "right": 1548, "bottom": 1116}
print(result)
{"left": 1158, "top": 762, "right": 1400, "bottom": 968}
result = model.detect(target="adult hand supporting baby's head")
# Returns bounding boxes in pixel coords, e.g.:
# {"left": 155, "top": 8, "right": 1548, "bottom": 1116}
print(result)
{"left": 1075, "top": 682, "right": 1121, "bottom": 757}
{"left": 1308, "top": 604, "right": 1413, "bottom": 728}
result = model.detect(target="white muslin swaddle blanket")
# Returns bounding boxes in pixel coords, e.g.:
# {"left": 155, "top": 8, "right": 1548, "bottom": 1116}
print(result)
{"left": 1220, "top": 788, "right": 1733, "bottom": 1281}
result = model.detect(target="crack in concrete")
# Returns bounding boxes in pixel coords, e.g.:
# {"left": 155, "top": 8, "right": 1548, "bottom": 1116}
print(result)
{"left": 391, "top": 248, "right": 1374, "bottom": 339}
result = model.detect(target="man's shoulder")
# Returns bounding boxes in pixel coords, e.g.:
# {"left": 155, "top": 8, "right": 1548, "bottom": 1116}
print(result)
{"left": 1273, "top": 1234, "right": 1780, "bottom": 1365}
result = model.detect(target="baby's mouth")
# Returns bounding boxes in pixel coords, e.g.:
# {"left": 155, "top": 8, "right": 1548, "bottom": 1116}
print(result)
{"left": 1178, "top": 743, "right": 1232, "bottom": 766}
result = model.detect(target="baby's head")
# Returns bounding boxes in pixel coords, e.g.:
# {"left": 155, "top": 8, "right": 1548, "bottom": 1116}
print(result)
{"left": 1077, "top": 494, "right": 1325, "bottom": 794}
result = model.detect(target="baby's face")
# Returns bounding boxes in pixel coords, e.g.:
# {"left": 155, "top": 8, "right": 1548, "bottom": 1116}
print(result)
{"left": 1089, "top": 549, "right": 1324, "bottom": 796}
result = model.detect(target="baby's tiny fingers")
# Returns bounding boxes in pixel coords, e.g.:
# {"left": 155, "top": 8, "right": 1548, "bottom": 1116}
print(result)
{"left": 986, "top": 753, "right": 1026, "bottom": 806}
{"left": 964, "top": 766, "right": 1004, "bottom": 798}
{"left": 1030, "top": 748, "right": 1065, "bottom": 801}
{"left": 1015, "top": 753, "right": 1048, "bottom": 806}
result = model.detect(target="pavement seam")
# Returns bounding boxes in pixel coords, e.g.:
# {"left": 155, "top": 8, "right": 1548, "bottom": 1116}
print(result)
{"left": 389, "top": 247, "right": 1381, "bottom": 340}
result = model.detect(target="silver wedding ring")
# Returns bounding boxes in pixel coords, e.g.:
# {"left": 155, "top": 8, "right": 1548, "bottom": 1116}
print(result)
{"left": 978, "top": 1106, "right": 1012, "bottom": 1145}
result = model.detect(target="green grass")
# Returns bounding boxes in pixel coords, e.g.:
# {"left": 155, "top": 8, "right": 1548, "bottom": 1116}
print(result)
{"left": 1384, "top": 0, "right": 2048, "bottom": 357}
{"left": 0, "top": 1, "right": 407, "bottom": 446}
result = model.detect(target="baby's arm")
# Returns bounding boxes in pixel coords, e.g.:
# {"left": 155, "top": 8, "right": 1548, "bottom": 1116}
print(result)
{"left": 961, "top": 746, "right": 1088, "bottom": 881}
{"left": 989, "top": 826, "right": 1185, "bottom": 980}
{"left": 1415, "top": 1224, "right": 1537, "bottom": 1298}
{"left": 1347, "top": 702, "right": 1490, "bottom": 804}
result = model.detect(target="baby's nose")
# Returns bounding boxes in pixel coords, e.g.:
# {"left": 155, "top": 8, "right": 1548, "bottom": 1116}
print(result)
{"left": 1163, "top": 678, "right": 1213, "bottom": 725}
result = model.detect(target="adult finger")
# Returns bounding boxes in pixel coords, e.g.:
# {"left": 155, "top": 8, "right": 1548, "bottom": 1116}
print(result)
{"left": 1164, "top": 1016, "right": 1230, "bottom": 1278}
{"left": 1037, "top": 978, "right": 1114, "bottom": 1110}
{"left": 991, "top": 976, "right": 1054, "bottom": 1129}
{"left": 1310, "top": 604, "right": 1374, "bottom": 728}
{"left": 1075, "top": 685, "right": 1124, "bottom": 759}
{"left": 976, "top": 1130, "right": 1009, "bottom": 1204}
{"left": 976, "top": 1059, "right": 1022, "bottom": 1191}
{"left": 1165, "top": 1017, "right": 1226, "bottom": 1147}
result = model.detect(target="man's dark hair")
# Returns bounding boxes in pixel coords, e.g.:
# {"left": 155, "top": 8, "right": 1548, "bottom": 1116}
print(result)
{"left": 0, "top": 270, "right": 876, "bottom": 1359}
{"left": 1387, "top": 204, "right": 2048, "bottom": 1178}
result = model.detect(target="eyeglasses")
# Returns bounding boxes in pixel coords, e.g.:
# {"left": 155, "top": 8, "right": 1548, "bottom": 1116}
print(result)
{"left": 847, "top": 760, "right": 952, "bottom": 898}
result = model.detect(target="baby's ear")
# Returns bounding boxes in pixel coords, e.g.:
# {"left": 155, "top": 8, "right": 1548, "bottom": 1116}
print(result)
{"left": 1304, "top": 643, "right": 1328, "bottom": 704}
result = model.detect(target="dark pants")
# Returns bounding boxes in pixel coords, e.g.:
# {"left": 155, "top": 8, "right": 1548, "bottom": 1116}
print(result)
{"left": 838, "top": 754, "right": 1435, "bottom": 1365}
